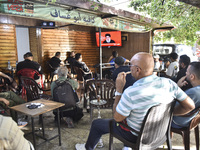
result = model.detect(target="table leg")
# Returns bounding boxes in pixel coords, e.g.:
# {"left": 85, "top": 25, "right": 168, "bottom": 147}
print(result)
{"left": 40, "top": 114, "right": 45, "bottom": 138}
{"left": 14, "top": 111, "right": 18, "bottom": 123}
{"left": 31, "top": 117, "right": 36, "bottom": 150}
{"left": 57, "top": 109, "right": 61, "bottom": 146}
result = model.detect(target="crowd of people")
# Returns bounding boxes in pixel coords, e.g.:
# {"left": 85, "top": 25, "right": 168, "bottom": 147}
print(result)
{"left": 0, "top": 49, "right": 200, "bottom": 150}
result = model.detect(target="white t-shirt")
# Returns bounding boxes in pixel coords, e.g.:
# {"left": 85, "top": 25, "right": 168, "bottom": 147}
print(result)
{"left": 166, "top": 61, "right": 179, "bottom": 77}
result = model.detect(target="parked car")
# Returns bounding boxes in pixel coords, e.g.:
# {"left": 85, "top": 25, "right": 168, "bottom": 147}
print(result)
{"left": 153, "top": 44, "right": 198, "bottom": 62}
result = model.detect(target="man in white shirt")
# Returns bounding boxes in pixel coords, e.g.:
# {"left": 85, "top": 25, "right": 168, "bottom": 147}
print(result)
{"left": 166, "top": 52, "right": 179, "bottom": 80}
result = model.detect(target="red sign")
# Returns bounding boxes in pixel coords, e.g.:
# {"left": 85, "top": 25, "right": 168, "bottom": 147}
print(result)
{"left": 7, "top": 0, "right": 23, "bottom": 12}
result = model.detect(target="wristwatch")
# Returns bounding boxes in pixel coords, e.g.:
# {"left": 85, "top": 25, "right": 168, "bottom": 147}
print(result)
{"left": 115, "top": 91, "right": 122, "bottom": 96}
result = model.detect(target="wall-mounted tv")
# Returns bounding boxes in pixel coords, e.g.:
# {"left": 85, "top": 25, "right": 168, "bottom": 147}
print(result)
{"left": 96, "top": 31, "right": 122, "bottom": 47}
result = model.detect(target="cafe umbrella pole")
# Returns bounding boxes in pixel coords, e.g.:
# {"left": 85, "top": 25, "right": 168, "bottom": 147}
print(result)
{"left": 99, "top": 27, "right": 102, "bottom": 79}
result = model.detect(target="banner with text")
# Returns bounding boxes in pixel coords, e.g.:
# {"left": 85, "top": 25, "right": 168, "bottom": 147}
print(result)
{"left": 0, "top": 0, "right": 148, "bottom": 32}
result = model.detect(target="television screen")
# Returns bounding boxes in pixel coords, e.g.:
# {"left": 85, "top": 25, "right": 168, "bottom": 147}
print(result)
{"left": 96, "top": 31, "right": 122, "bottom": 47}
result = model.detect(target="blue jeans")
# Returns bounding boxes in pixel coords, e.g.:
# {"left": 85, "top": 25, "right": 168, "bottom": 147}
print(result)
{"left": 85, "top": 119, "right": 137, "bottom": 150}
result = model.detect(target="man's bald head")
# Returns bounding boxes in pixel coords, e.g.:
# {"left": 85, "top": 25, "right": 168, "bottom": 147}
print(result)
{"left": 130, "top": 52, "right": 154, "bottom": 79}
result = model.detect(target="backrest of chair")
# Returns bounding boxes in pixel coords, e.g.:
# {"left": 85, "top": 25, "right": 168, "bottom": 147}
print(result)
{"left": 189, "top": 106, "right": 200, "bottom": 129}
{"left": 17, "top": 68, "right": 40, "bottom": 79}
{"left": 20, "top": 76, "right": 41, "bottom": 101}
{"left": 136, "top": 101, "right": 176, "bottom": 150}
{"left": 84, "top": 79, "right": 116, "bottom": 108}
{"left": 73, "top": 66, "right": 84, "bottom": 81}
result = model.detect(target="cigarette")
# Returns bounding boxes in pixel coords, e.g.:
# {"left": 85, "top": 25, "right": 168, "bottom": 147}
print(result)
{"left": 126, "top": 71, "right": 131, "bottom": 74}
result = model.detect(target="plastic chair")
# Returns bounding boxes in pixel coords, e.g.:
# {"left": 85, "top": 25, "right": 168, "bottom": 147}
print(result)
{"left": 17, "top": 68, "right": 43, "bottom": 99}
{"left": 20, "top": 76, "right": 51, "bottom": 102}
{"left": 171, "top": 106, "right": 200, "bottom": 150}
{"left": 109, "top": 101, "right": 176, "bottom": 150}
{"left": 84, "top": 79, "right": 115, "bottom": 122}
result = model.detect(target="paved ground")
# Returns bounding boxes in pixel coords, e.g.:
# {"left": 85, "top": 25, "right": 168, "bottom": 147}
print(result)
{"left": 22, "top": 107, "right": 198, "bottom": 150}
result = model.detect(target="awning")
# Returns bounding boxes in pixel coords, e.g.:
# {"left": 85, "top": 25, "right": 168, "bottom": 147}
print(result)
{"left": 0, "top": 0, "right": 173, "bottom": 32}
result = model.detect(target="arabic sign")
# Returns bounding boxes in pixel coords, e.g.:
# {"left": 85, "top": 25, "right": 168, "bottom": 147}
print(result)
{"left": 0, "top": 0, "right": 148, "bottom": 32}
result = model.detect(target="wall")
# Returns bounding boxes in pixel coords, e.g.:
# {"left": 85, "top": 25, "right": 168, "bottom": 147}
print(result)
{"left": 0, "top": 15, "right": 151, "bottom": 75}
{"left": 101, "top": 31, "right": 151, "bottom": 63}
{"left": 41, "top": 26, "right": 99, "bottom": 73}
{"left": 0, "top": 24, "right": 18, "bottom": 68}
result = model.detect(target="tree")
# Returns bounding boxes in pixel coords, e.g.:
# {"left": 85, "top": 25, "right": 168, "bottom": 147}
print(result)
{"left": 129, "top": 0, "right": 200, "bottom": 46}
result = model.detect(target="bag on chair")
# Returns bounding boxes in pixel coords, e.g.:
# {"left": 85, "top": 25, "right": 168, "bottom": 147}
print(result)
{"left": 53, "top": 80, "right": 78, "bottom": 111}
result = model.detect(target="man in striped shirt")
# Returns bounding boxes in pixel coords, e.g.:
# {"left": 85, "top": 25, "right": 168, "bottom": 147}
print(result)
{"left": 0, "top": 115, "right": 34, "bottom": 150}
{"left": 75, "top": 52, "right": 195, "bottom": 150}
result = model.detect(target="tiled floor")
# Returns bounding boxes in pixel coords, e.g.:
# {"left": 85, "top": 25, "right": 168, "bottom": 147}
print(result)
{"left": 21, "top": 106, "right": 198, "bottom": 150}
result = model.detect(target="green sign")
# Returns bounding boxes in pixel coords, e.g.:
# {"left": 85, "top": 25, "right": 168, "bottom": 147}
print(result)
{"left": 0, "top": 0, "right": 148, "bottom": 32}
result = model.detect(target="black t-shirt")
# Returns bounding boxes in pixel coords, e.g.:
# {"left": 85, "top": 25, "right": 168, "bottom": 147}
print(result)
{"left": 73, "top": 60, "right": 90, "bottom": 72}
{"left": 112, "top": 66, "right": 136, "bottom": 91}
{"left": 49, "top": 56, "right": 61, "bottom": 69}
{"left": 65, "top": 57, "right": 76, "bottom": 65}
{"left": 16, "top": 59, "right": 43, "bottom": 74}
{"left": 176, "top": 67, "right": 193, "bottom": 91}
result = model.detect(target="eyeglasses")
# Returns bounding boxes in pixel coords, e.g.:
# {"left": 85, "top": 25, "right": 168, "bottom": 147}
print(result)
{"left": 127, "top": 63, "right": 142, "bottom": 70}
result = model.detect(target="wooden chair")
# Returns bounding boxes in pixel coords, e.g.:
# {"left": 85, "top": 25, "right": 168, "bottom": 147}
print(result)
{"left": 171, "top": 106, "right": 200, "bottom": 150}
{"left": 109, "top": 101, "right": 176, "bottom": 150}
{"left": 73, "top": 66, "right": 93, "bottom": 101}
{"left": 17, "top": 68, "right": 44, "bottom": 99}
{"left": 84, "top": 79, "right": 115, "bottom": 122}
{"left": 20, "top": 76, "right": 51, "bottom": 102}
{"left": 48, "top": 62, "right": 58, "bottom": 83}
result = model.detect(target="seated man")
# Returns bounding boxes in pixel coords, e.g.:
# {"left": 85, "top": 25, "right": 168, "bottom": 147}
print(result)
{"left": 16, "top": 52, "right": 43, "bottom": 91}
{"left": 49, "top": 52, "right": 63, "bottom": 73}
{"left": 73, "top": 53, "right": 92, "bottom": 80}
{"left": 75, "top": 52, "right": 195, "bottom": 150}
{"left": 165, "top": 52, "right": 179, "bottom": 80}
{"left": 104, "top": 51, "right": 129, "bottom": 79}
{"left": 16, "top": 52, "right": 43, "bottom": 79}
{"left": 0, "top": 91, "right": 27, "bottom": 126}
{"left": 0, "top": 71, "right": 18, "bottom": 92}
{"left": 0, "top": 115, "right": 33, "bottom": 150}
{"left": 64, "top": 51, "right": 76, "bottom": 75}
{"left": 176, "top": 54, "right": 192, "bottom": 91}
{"left": 172, "top": 62, "right": 200, "bottom": 128}
{"left": 51, "top": 66, "right": 83, "bottom": 128}
{"left": 112, "top": 56, "right": 136, "bottom": 91}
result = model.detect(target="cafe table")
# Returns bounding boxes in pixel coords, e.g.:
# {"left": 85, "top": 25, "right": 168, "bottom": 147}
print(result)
{"left": 10, "top": 99, "right": 65, "bottom": 149}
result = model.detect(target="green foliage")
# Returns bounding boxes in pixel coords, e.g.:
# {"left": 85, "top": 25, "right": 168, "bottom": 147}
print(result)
{"left": 130, "top": 0, "right": 200, "bottom": 46}
{"left": 46, "top": 0, "right": 57, "bottom": 5}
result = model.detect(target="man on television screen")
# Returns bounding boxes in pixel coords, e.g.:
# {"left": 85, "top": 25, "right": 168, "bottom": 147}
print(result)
{"left": 103, "top": 33, "right": 115, "bottom": 43}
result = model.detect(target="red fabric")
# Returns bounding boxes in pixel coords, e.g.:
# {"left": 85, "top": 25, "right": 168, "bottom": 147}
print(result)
{"left": 17, "top": 68, "right": 43, "bottom": 99}
{"left": 119, "top": 120, "right": 130, "bottom": 132}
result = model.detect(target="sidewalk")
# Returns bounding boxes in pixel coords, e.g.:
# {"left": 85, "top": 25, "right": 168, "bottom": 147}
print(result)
{"left": 22, "top": 108, "right": 197, "bottom": 150}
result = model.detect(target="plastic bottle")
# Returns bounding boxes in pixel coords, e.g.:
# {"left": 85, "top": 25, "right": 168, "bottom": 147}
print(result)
{"left": 7, "top": 60, "right": 11, "bottom": 70}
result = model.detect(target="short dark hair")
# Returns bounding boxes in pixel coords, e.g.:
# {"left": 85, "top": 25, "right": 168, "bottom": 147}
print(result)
{"left": 24, "top": 52, "right": 33, "bottom": 59}
{"left": 105, "top": 33, "right": 111, "bottom": 37}
{"left": 170, "top": 52, "right": 178, "bottom": 60}
{"left": 179, "top": 55, "right": 190, "bottom": 66}
{"left": 55, "top": 52, "right": 61, "bottom": 56}
{"left": 115, "top": 56, "right": 125, "bottom": 66}
{"left": 189, "top": 62, "right": 200, "bottom": 80}
{"left": 112, "top": 51, "right": 118, "bottom": 58}
{"left": 75, "top": 53, "right": 82, "bottom": 60}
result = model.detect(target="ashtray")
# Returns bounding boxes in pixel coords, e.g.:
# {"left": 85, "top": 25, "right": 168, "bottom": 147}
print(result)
{"left": 26, "top": 103, "right": 44, "bottom": 109}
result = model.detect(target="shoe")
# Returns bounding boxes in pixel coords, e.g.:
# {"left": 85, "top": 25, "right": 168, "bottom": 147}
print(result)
{"left": 63, "top": 117, "right": 74, "bottom": 128}
{"left": 18, "top": 120, "right": 28, "bottom": 128}
{"left": 122, "top": 146, "right": 132, "bottom": 150}
{"left": 75, "top": 143, "right": 86, "bottom": 150}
